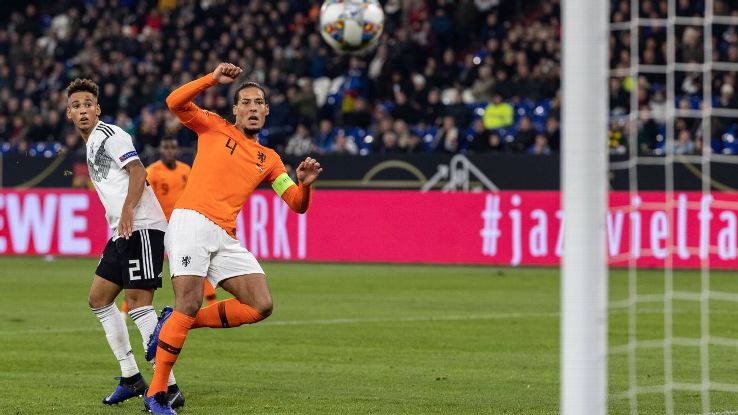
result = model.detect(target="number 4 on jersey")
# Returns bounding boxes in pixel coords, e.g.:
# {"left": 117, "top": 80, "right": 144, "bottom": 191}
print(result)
{"left": 225, "top": 138, "right": 237, "bottom": 155}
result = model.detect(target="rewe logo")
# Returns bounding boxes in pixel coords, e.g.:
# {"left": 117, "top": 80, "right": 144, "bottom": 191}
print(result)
{"left": 0, "top": 192, "right": 91, "bottom": 254}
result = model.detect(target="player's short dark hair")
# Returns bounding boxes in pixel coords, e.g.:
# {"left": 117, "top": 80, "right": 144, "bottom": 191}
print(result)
{"left": 66, "top": 79, "right": 99, "bottom": 99}
{"left": 160, "top": 135, "right": 177, "bottom": 143}
{"left": 233, "top": 81, "right": 268, "bottom": 106}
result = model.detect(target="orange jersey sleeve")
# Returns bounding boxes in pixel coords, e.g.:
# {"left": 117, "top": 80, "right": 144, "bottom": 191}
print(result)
{"left": 266, "top": 159, "right": 312, "bottom": 213}
{"left": 147, "top": 161, "right": 191, "bottom": 220}
{"left": 166, "top": 74, "right": 224, "bottom": 134}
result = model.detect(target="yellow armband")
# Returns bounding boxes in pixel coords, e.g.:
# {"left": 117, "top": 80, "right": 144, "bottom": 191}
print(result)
{"left": 271, "top": 173, "right": 296, "bottom": 196}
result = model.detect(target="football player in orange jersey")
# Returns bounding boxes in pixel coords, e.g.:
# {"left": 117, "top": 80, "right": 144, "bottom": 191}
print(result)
{"left": 143, "top": 63, "right": 322, "bottom": 414}
{"left": 120, "top": 137, "right": 217, "bottom": 318}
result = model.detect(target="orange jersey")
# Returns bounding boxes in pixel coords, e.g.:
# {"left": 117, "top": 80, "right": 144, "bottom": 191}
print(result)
{"left": 166, "top": 74, "right": 311, "bottom": 238}
{"left": 146, "top": 160, "right": 191, "bottom": 220}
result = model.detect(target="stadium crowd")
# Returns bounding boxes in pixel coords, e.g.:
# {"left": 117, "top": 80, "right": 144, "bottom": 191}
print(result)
{"left": 3, "top": 0, "right": 735, "bottom": 160}
{"left": 609, "top": 0, "right": 738, "bottom": 155}
{"left": 0, "top": 0, "right": 562, "bottom": 161}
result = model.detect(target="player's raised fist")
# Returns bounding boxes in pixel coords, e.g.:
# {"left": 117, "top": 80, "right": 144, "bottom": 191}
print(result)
{"left": 213, "top": 63, "right": 242, "bottom": 84}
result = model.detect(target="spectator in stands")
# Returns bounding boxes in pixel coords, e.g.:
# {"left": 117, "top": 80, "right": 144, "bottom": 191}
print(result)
{"left": 329, "top": 129, "right": 358, "bottom": 155}
{"left": 315, "top": 119, "right": 335, "bottom": 152}
{"left": 483, "top": 94, "right": 514, "bottom": 130}
{"left": 511, "top": 116, "right": 537, "bottom": 153}
{"left": 529, "top": 134, "right": 552, "bottom": 155}
{"left": 443, "top": 88, "right": 472, "bottom": 130}
{"left": 419, "top": 88, "right": 443, "bottom": 126}
{"left": 609, "top": 77, "right": 629, "bottom": 115}
{"left": 378, "top": 130, "right": 403, "bottom": 154}
{"left": 469, "top": 119, "right": 501, "bottom": 153}
{"left": 638, "top": 108, "right": 660, "bottom": 154}
{"left": 288, "top": 79, "right": 319, "bottom": 124}
{"left": 718, "top": 83, "right": 738, "bottom": 108}
{"left": 678, "top": 27, "right": 703, "bottom": 63}
{"left": 400, "top": 132, "right": 425, "bottom": 153}
{"left": 27, "top": 114, "right": 51, "bottom": 142}
{"left": 674, "top": 129, "right": 695, "bottom": 154}
{"left": 471, "top": 65, "right": 495, "bottom": 103}
{"left": 391, "top": 91, "right": 420, "bottom": 125}
{"left": 285, "top": 123, "right": 316, "bottom": 157}
{"left": 545, "top": 117, "right": 561, "bottom": 153}
{"left": 344, "top": 96, "right": 372, "bottom": 130}
{"left": 433, "top": 116, "right": 460, "bottom": 153}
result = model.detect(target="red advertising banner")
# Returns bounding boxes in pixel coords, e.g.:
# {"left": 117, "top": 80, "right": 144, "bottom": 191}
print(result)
{"left": 1, "top": 189, "right": 737, "bottom": 269}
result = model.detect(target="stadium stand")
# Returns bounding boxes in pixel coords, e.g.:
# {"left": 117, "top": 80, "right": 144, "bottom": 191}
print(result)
{"left": 6, "top": 0, "right": 734, "bottom": 160}
{"left": 0, "top": 0, "right": 564, "bottom": 160}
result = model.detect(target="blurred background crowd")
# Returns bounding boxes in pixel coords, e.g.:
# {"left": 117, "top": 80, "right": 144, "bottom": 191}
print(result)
{"left": 0, "top": 0, "right": 562, "bottom": 162}
{"left": 1, "top": 0, "right": 737, "bottom": 163}
{"left": 609, "top": 0, "right": 738, "bottom": 155}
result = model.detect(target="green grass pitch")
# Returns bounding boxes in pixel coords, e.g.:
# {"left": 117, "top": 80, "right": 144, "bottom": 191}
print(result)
{"left": 0, "top": 257, "right": 736, "bottom": 414}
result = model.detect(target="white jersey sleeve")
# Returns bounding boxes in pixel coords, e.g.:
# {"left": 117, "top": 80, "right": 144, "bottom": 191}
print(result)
{"left": 102, "top": 126, "right": 140, "bottom": 169}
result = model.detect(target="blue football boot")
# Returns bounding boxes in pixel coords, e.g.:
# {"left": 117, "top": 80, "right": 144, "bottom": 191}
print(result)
{"left": 143, "top": 390, "right": 177, "bottom": 415}
{"left": 102, "top": 372, "right": 147, "bottom": 405}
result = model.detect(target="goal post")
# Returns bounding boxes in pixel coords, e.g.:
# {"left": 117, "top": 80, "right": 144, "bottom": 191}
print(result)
{"left": 560, "top": 0, "right": 610, "bottom": 414}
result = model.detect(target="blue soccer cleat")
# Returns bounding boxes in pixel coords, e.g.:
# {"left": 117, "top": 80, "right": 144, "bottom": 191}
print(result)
{"left": 102, "top": 373, "right": 147, "bottom": 405}
{"left": 167, "top": 383, "right": 185, "bottom": 409}
{"left": 146, "top": 306, "right": 173, "bottom": 361}
{"left": 144, "top": 390, "right": 177, "bottom": 415}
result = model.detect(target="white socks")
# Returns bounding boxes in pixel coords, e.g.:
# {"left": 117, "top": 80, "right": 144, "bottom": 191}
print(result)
{"left": 92, "top": 303, "right": 139, "bottom": 378}
{"left": 128, "top": 305, "right": 177, "bottom": 386}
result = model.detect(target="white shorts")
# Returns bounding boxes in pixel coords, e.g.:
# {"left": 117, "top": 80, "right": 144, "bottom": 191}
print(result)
{"left": 165, "top": 208, "right": 264, "bottom": 287}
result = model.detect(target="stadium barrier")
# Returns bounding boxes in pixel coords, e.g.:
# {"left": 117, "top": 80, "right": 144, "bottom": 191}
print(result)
{"left": 0, "top": 189, "right": 736, "bottom": 268}
{"left": 7, "top": 152, "right": 738, "bottom": 191}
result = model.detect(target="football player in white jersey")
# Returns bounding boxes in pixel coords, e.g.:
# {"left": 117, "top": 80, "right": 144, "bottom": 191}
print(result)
{"left": 65, "top": 79, "right": 184, "bottom": 409}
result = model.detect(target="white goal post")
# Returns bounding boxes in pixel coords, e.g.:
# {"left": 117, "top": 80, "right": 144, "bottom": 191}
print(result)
{"left": 561, "top": 0, "right": 609, "bottom": 414}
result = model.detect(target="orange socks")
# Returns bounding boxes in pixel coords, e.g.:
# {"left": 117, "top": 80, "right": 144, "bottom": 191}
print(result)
{"left": 147, "top": 311, "right": 194, "bottom": 396}
{"left": 193, "top": 298, "right": 265, "bottom": 329}
{"left": 203, "top": 280, "right": 217, "bottom": 306}
{"left": 120, "top": 299, "right": 129, "bottom": 314}
{"left": 147, "top": 300, "right": 264, "bottom": 396}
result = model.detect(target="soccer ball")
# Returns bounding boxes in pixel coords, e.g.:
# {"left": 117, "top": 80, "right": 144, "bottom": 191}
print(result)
{"left": 319, "top": 0, "right": 384, "bottom": 54}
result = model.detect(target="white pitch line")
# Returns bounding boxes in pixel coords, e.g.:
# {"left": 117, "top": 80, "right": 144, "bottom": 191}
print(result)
{"left": 1, "top": 306, "right": 733, "bottom": 336}
{"left": 0, "top": 311, "right": 560, "bottom": 336}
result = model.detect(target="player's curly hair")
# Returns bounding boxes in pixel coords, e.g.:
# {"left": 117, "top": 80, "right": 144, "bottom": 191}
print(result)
{"left": 233, "top": 81, "right": 268, "bottom": 106}
{"left": 66, "top": 79, "right": 99, "bottom": 98}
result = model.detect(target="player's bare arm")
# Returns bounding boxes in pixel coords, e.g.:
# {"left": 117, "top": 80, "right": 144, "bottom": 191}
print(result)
{"left": 296, "top": 157, "right": 323, "bottom": 186}
{"left": 212, "top": 63, "right": 243, "bottom": 85}
{"left": 118, "top": 160, "right": 147, "bottom": 239}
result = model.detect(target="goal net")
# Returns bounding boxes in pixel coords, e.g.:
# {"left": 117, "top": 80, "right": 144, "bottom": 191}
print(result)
{"left": 606, "top": 0, "right": 738, "bottom": 413}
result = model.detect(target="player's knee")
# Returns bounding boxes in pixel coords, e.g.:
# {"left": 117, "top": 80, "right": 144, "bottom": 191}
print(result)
{"left": 253, "top": 297, "right": 273, "bottom": 318}
{"left": 175, "top": 298, "right": 202, "bottom": 317}
{"left": 124, "top": 290, "right": 154, "bottom": 309}
{"left": 88, "top": 294, "right": 110, "bottom": 310}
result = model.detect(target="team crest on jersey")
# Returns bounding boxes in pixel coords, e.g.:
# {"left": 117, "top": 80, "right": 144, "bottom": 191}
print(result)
{"left": 181, "top": 256, "right": 191, "bottom": 267}
{"left": 255, "top": 151, "right": 266, "bottom": 173}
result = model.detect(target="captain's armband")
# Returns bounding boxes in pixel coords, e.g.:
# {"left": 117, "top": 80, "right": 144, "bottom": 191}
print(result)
{"left": 271, "top": 173, "right": 296, "bottom": 196}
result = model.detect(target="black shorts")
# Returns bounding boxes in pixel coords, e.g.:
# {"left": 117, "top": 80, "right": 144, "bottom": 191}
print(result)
{"left": 95, "top": 229, "right": 164, "bottom": 290}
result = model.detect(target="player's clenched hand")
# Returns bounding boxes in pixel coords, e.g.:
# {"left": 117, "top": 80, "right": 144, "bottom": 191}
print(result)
{"left": 296, "top": 157, "right": 323, "bottom": 186}
{"left": 213, "top": 63, "right": 242, "bottom": 85}
{"left": 118, "top": 206, "right": 134, "bottom": 239}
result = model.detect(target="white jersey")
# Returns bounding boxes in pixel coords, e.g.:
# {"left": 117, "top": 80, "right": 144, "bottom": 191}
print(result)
{"left": 86, "top": 121, "right": 167, "bottom": 239}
